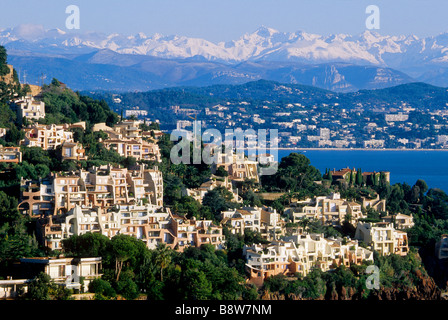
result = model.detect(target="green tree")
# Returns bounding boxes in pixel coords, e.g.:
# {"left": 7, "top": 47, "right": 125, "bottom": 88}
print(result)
{"left": 154, "top": 243, "right": 172, "bottom": 282}
{"left": 0, "top": 46, "right": 10, "bottom": 76}
{"left": 356, "top": 168, "right": 363, "bottom": 186}
{"left": 110, "top": 234, "right": 141, "bottom": 282}
{"left": 202, "top": 186, "right": 238, "bottom": 218}
{"left": 215, "top": 166, "right": 229, "bottom": 177}
{"left": 273, "top": 153, "right": 321, "bottom": 192}
{"left": 88, "top": 278, "right": 116, "bottom": 299}
{"left": 62, "top": 232, "right": 110, "bottom": 258}
{"left": 183, "top": 269, "right": 213, "bottom": 300}
{"left": 26, "top": 272, "right": 52, "bottom": 300}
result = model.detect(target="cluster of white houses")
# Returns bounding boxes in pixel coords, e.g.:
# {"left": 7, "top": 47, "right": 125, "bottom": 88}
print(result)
{"left": 242, "top": 192, "right": 414, "bottom": 286}
{"left": 15, "top": 153, "right": 415, "bottom": 288}
{"left": 243, "top": 219, "right": 412, "bottom": 286}
{"left": 39, "top": 204, "right": 225, "bottom": 252}
{"left": 244, "top": 235, "right": 374, "bottom": 286}
{"left": 93, "top": 120, "right": 162, "bottom": 162}
{"left": 1, "top": 94, "right": 418, "bottom": 294}
{"left": 19, "top": 164, "right": 164, "bottom": 217}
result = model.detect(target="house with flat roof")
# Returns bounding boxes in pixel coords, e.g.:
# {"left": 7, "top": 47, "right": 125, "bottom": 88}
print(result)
{"left": 355, "top": 222, "right": 409, "bottom": 256}
{"left": 285, "top": 193, "right": 364, "bottom": 227}
{"left": 0, "top": 146, "right": 21, "bottom": 163}
{"left": 10, "top": 96, "right": 46, "bottom": 122}
{"left": 382, "top": 213, "right": 415, "bottom": 230}
{"left": 244, "top": 234, "right": 373, "bottom": 286}
{"left": 21, "top": 123, "right": 74, "bottom": 150}
{"left": 0, "top": 256, "right": 102, "bottom": 298}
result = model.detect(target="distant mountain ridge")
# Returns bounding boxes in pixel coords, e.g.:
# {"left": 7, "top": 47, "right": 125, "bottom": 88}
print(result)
{"left": 6, "top": 49, "right": 416, "bottom": 92}
{"left": 3, "top": 25, "right": 448, "bottom": 91}
{"left": 90, "top": 79, "right": 448, "bottom": 113}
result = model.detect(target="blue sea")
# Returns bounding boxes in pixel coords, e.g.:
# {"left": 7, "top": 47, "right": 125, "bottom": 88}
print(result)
{"left": 275, "top": 150, "right": 448, "bottom": 193}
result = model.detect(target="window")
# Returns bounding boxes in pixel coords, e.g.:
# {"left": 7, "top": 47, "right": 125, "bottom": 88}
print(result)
{"left": 59, "top": 265, "right": 65, "bottom": 277}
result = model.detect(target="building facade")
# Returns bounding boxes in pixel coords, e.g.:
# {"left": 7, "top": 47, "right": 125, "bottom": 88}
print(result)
{"left": 0, "top": 146, "right": 22, "bottom": 163}
{"left": 10, "top": 96, "right": 46, "bottom": 122}
{"left": 355, "top": 222, "right": 409, "bottom": 256}
{"left": 244, "top": 234, "right": 373, "bottom": 286}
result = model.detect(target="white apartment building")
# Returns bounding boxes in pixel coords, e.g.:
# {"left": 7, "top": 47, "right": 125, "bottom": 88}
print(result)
{"left": 20, "top": 164, "right": 164, "bottom": 216}
{"left": 364, "top": 139, "right": 385, "bottom": 148}
{"left": 355, "top": 222, "right": 409, "bottom": 256}
{"left": 10, "top": 96, "right": 46, "bottom": 122}
{"left": 244, "top": 234, "right": 373, "bottom": 285}
{"left": 0, "top": 256, "right": 102, "bottom": 298}
{"left": 221, "top": 206, "right": 282, "bottom": 241}
{"left": 213, "top": 152, "right": 259, "bottom": 183}
{"left": 41, "top": 204, "right": 173, "bottom": 251}
{"left": 385, "top": 113, "right": 409, "bottom": 122}
{"left": 285, "top": 193, "right": 364, "bottom": 227}
{"left": 21, "top": 124, "right": 74, "bottom": 150}
{"left": 182, "top": 175, "right": 242, "bottom": 204}
{"left": 220, "top": 208, "right": 261, "bottom": 235}
{"left": 382, "top": 213, "right": 415, "bottom": 230}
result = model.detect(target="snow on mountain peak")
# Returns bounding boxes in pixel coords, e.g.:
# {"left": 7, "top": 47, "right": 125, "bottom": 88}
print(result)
{"left": 3, "top": 25, "right": 448, "bottom": 68}
{"left": 254, "top": 26, "right": 279, "bottom": 37}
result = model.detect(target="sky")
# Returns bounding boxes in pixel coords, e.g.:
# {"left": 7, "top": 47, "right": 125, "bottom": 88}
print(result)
{"left": 1, "top": 0, "right": 448, "bottom": 42}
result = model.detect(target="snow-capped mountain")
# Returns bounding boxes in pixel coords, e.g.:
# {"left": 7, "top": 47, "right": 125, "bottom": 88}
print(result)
{"left": 3, "top": 24, "right": 448, "bottom": 91}
{"left": 3, "top": 24, "right": 448, "bottom": 70}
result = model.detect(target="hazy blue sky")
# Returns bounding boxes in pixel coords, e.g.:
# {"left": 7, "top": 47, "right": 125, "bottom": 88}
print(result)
{"left": 1, "top": 0, "right": 448, "bottom": 41}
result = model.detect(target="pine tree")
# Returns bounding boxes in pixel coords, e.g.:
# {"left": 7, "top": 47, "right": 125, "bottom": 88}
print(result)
{"left": 356, "top": 168, "right": 363, "bottom": 186}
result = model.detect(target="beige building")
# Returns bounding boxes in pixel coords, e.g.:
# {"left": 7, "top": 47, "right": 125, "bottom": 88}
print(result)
{"left": 286, "top": 193, "right": 365, "bottom": 227}
{"left": 244, "top": 234, "right": 373, "bottom": 286}
{"left": 10, "top": 96, "right": 46, "bottom": 122}
{"left": 0, "top": 257, "right": 102, "bottom": 298}
{"left": 20, "top": 164, "right": 164, "bottom": 216}
{"left": 355, "top": 222, "right": 409, "bottom": 256}
{"left": 94, "top": 120, "right": 162, "bottom": 162}
{"left": 52, "top": 164, "right": 164, "bottom": 214}
{"left": 182, "top": 175, "right": 242, "bottom": 204}
{"left": 21, "top": 123, "right": 74, "bottom": 150}
{"left": 40, "top": 204, "right": 173, "bottom": 251}
{"left": 103, "top": 138, "right": 161, "bottom": 162}
{"left": 170, "top": 215, "right": 225, "bottom": 251}
{"left": 61, "top": 141, "right": 87, "bottom": 161}
{"left": 19, "top": 177, "right": 54, "bottom": 217}
{"left": 221, "top": 208, "right": 261, "bottom": 235}
{"left": 221, "top": 206, "right": 282, "bottom": 241}
{"left": 382, "top": 213, "right": 415, "bottom": 230}
{"left": 113, "top": 120, "right": 142, "bottom": 139}
{"left": 0, "top": 146, "right": 22, "bottom": 163}
{"left": 213, "top": 152, "right": 259, "bottom": 183}
{"left": 40, "top": 204, "right": 225, "bottom": 252}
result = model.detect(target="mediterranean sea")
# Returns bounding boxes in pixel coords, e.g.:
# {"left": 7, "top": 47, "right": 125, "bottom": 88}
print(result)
{"left": 276, "top": 149, "right": 448, "bottom": 193}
